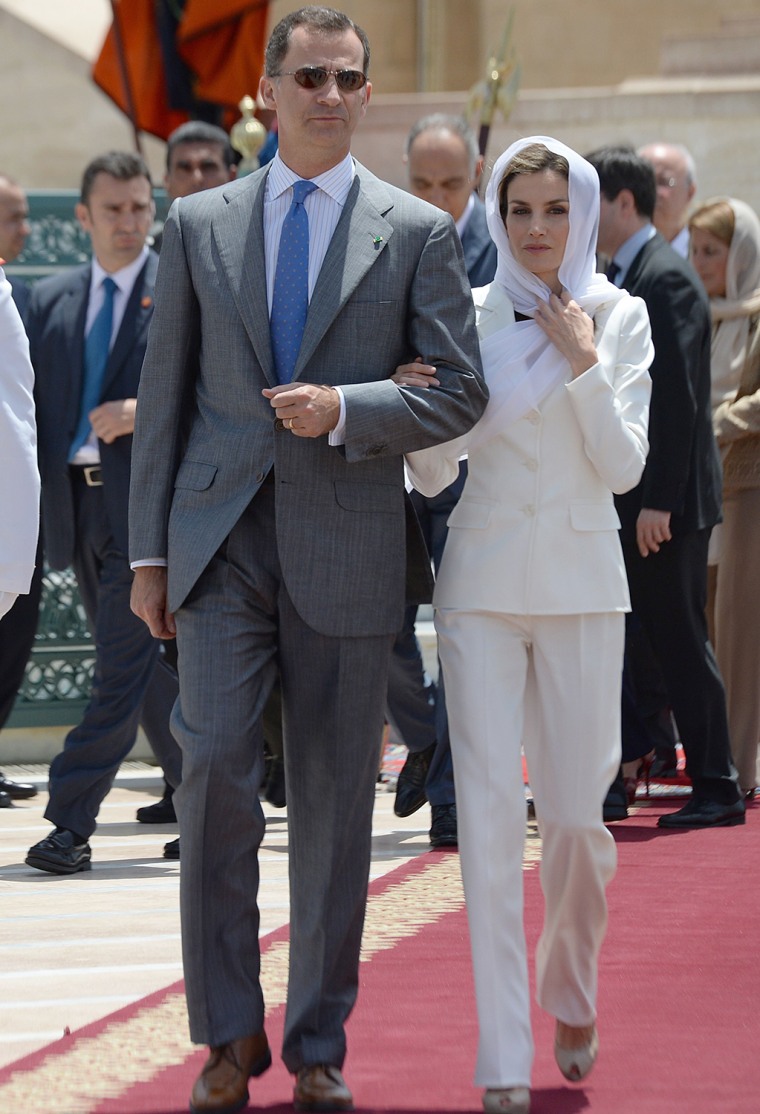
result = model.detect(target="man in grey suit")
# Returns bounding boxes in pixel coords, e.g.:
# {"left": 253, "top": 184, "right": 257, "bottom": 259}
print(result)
{"left": 129, "top": 8, "right": 487, "bottom": 1112}
{"left": 25, "top": 152, "right": 180, "bottom": 874}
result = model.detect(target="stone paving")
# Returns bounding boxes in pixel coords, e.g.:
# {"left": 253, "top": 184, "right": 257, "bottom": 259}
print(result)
{"left": 0, "top": 755, "right": 434, "bottom": 1071}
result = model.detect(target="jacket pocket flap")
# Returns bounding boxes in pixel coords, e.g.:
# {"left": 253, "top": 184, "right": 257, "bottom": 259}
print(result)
{"left": 570, "top": 501, "right": 621, "bottom": 531}
{"left": 175, "top": 460, "right": 218, "bottom": 492}
{"left": 447, "top": 498, "right": 493, "bottom": 529}
{"left": 334, "top": 480, "right": 398, "bottom": 513}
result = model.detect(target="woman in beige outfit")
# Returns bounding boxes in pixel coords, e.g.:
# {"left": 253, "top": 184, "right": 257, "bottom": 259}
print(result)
{"left": 690, "top": 197, "right": 760, "bottom": 798}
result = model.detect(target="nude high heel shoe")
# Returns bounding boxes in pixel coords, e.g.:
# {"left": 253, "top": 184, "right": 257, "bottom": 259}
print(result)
{"left": 482, "top": 1087, "right": 531, "bottom": 1113}
{"left": 554, "top": 1022, "right": 599, "bottom": 1082}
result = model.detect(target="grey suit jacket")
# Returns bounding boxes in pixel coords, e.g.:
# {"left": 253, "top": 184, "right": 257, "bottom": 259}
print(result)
{"left": 129, "top": 162, "right": 487, "bottom": 637}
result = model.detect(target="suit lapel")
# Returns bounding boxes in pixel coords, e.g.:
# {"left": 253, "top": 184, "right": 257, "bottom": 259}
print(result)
{"left": 624, "top": 231, "right": 663, "bottom": 292}
{"left": 101, "top": 253, "right": 158, "bottom": 395}
{"left": 63, "top": 269, "right": 90, "bottom": 433}
{"left": 212, "top": 171, "right": 275, "bottom": 382}
{"left": 294, "top": 170, "right": 394, "bottom": 378}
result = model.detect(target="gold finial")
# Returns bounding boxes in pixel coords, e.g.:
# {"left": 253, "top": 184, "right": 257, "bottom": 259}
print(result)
{"left": 466, "top": 8, "right": 522, "bottom": 155}
{"left": 230, "top": 95, "right": 267, "bottom": 177}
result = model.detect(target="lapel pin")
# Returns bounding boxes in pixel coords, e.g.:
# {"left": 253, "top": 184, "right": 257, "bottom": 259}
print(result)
{"left": 141, "top": 296, "right": 153, "bottom": 308}
{"left": 372, "top": 235, "right": 383, "bottom": 249}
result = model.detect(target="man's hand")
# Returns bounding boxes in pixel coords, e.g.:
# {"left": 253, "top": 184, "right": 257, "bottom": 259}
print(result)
{"left": 131, "top": 566, "right": 176, "bottom": 639}
{"left": 262, "top": 383, "right": 340, "bottom": 437}
{"left": 89, "top": 398, "right": 137, "bottom": 443}
{"left": 636, "top": 508, "right": 672, "bottom": 557}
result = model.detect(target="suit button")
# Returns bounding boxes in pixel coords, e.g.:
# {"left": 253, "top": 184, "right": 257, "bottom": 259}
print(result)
{"left": 367, "top": 444, "right": 385, "bottom": 456}
{"left": 275, "top": 418, "right": 286, "bottom": 431}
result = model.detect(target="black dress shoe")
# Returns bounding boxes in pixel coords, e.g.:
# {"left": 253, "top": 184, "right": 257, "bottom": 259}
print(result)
{"left": 136, "top": 793, "right": 176, "bottom": 824}
{"left": 394, "top": 743, "right": 436, "bottom": 817}
{"left": 0, "top": 771, "right": 38, "bottom": 799}
{"left": 163, "top": 837, "right": 180, "bottom": 860}
{"left": 603, "top": 770, "right": 629, "bottom": 822}
{"left": 0, "top": 789, "right": 11, "bottom": 809}
{"left": 263, "top": 756, "right": 286, "bottom": 808}
{"left": 430, "top": 802, "right": 458, "bottom": 848}
{"left": 657, "top": 796, "right": 745, "bottom": 829}
{"left": 26, "top": 828, "right": 92, "bottom": 874}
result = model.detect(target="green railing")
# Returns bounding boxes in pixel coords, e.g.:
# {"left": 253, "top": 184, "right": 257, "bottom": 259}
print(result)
{"left": 6, "top": 189, "right": 168, "bottom": 728}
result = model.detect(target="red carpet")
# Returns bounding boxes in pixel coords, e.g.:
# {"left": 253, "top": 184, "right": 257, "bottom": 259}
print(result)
{"left": 1, "top": 800, "right": 758, "bottom": 1113}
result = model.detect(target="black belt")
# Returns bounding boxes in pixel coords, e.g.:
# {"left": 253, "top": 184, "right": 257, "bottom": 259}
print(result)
{"left": 70, "top": 464, "right": 104, "bottom": 487}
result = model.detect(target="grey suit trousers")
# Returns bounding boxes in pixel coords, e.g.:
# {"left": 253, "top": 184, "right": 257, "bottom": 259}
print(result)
{"left": 172, "top": 479, "right": 393, "bottom": 1068}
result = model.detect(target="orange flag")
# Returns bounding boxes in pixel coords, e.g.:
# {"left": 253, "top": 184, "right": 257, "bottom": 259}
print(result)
{"left": 178, "top": 0, "right": 269, "bottom": 108}
{"left": 92, "top": 0, "right": 269, "bottom": 142}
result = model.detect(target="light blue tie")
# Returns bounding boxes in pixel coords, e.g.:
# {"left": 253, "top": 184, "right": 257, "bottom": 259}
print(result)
{"left": 270, "top": 180, "right": 318, "bottom": 384}
{"left": 69, "top": 276, "right": 117, "bottom": 460}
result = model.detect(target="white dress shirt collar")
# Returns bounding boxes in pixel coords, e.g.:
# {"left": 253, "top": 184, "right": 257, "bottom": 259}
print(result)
{"left": 266, "top": 151, "right": 355, "bottom": 206}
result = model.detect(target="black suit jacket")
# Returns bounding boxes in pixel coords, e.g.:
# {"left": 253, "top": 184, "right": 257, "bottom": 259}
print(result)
{"left": 460, "top": 196, "right": 497, "bottom": 288}
{"left": 28, "top": 251, "right": 159, "bottom": 570}
{"left": 614, "top": 231, "right": 721, "bottom": 542}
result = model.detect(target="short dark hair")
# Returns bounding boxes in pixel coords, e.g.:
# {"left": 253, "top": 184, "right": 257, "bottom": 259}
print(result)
{"left": 406, "top": 114, "right": 480, "bottom": 176}
{"left": 584, "top": 145, "right": 656, "bottom": 219}
{"left": 166, "top": 122, "right": 235, "bottom": 172}
{"left": 80, "top": 151, "right": 152, "bottom": 206}
{"left": 265, "top": 6, "right": 370, "bottom": 76}
{"left": 497, "top": 143, "right": 569, "bottom": 223}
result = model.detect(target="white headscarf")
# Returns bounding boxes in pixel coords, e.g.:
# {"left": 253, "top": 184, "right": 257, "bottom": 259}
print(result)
{"left": 468, "top": 135, "right": 624, "bottom": 447}
{"left": 703, "top": 197, "right": 760, "bottom": 412}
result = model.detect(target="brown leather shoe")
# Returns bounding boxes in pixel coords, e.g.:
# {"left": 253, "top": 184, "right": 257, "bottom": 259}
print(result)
{"left": 293, "top": 1064, "right": 354, "bottom": 1112}
{"left": 190, "top": 1032, "right": 271, "bottom": 1114}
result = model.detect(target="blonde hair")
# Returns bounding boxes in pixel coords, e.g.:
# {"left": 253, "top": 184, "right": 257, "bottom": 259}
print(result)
{"left": 689, "top": 199, "right": 735, "bottom": 247}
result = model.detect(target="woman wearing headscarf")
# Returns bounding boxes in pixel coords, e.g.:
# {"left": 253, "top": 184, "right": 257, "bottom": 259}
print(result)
{"left": 397, "top": 137, "right": 653, "bottom": 1113}
{"left": 689, "top": 197, "right": 760, "bottom": 800}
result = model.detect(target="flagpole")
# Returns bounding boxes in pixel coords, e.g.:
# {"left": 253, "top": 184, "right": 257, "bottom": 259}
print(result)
{"left": 109, "top": 0, "right": 144, "bottom": 155}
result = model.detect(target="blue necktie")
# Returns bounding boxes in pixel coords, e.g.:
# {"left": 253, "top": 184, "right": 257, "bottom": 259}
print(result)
{"left": 69, "top": 276, "right": 117, "bottom": 460}
{"left": 270, "top": 180, "right": 318, "bottom": 384}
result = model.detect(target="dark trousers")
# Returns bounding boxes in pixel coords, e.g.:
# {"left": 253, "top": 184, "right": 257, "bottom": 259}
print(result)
{"left": 44, "top": 476, "right": 180, "bottom": 838}
{"left": 385, "top": 466, "right": 466, "bottom": 806}
{"left": 0, "top": 537, "right": 43, "bottom": 731}
{"left": 622, "top": 528, "right": 739, "bottom": 804}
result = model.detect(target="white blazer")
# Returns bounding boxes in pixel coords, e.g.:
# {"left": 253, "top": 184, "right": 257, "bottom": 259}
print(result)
{"left": 0, "top": 268, "right": 40, "bottom": 613}
{"left": 406, "top": 283, "right": 653, "bottom": 615}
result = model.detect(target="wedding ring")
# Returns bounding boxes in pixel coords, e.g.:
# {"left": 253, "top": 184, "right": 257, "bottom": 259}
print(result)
{"left": 286, "top": 418, "right": 293, "bottom": 430}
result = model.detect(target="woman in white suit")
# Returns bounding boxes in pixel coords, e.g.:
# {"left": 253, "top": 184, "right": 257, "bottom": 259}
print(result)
{"left": 400, "top": 137, "right": 653, "bottom": 1114}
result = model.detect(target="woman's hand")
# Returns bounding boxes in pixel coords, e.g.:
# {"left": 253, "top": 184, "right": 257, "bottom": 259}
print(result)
{"left": 533, "top": 290, "right": 598, "bottom": 378}
{"left": 391, "top": 356, "right": 440, "bottom": 388}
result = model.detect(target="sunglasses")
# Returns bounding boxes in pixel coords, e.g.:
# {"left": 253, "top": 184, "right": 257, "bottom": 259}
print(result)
{"left": 274, "top": 66, "right": 368, "bottom": 92}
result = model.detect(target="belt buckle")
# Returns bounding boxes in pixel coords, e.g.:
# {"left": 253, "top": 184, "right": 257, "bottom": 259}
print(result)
{"left": 83, "top": 465, "right": 103, "bottom": 487}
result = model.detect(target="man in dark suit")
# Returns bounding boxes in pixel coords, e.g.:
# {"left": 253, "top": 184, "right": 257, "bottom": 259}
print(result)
{"left": 129, "top": 8, "right": 487, "bottom": 1111}
{"left": 24, "top": 152, "right": 180, "bottom": 874}
{"left": 387, "top": 114, "right": 497, "bottom": 848}
{"left": 0, "top": 172, "right": 40, "bottom": 806}
{"left": 586, "top": 145, "right": 744, "bottom": 829}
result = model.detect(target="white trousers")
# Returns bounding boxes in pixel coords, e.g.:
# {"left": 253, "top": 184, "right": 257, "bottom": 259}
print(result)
{"left": 436, "top": 609, "right": 623, "bottom": 1088}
